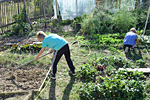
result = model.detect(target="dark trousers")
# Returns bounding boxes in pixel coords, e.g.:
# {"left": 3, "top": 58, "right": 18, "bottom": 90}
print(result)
{"left": 123, "top": 44, "right": 133, "bottom": 50}
{"left": 52, "top": 44, "right": 75, "bottom": 75}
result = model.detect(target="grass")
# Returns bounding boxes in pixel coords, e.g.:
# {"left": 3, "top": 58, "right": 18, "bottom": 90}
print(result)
{"left": 0, "top": 32, "right": 150, "bottom": 99}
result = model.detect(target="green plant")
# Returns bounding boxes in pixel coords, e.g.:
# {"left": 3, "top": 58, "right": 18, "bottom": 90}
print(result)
{"left": 112, "top": 7, "right": 137, "bottom": 33}
{"left": 76, "top": 63, "right": 97, "bottom": 82}
{"left": 108, "top": 47, "right": 119, "bottom": 53}
{"left": 96, "top": 56, "right": 131, "bottom": 69}
{"left": 10, "top": 43, "right": 42, "bottom": 53}
{"left": 135, "top": 8, "right": 147, "bottom": 30}
{"left": 142, "top": 48, "right": 147, "bottom": 53}
{"left": 79, "top": 70, "right": 147, "bottom": 100}
{"left": 76, "top": 33, "right": 125, "bottom": 50}
{"left": 2, "top": 32, "right": 12, "bottom": 38}
{"left": 11, "top": 9, "right": 31, "bottom": 36}
{"left": 80, "top": 7, "right": 113, "bottom": 35}
{"left": 136, "top": 59, "right": 146, "bottom": 67}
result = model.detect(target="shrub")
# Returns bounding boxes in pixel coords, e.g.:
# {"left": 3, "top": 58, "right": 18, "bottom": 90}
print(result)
{"left": 11, "top": 9, "right": 31, "bottom": 36}
{"left": 80, "top": 7, "right": 113, "bottom": 35}
{"left": 112, "top": 7, "right": 137, "bottom": 33}
{"left": 135, "top": 8, "right": 148, "bottom": 30}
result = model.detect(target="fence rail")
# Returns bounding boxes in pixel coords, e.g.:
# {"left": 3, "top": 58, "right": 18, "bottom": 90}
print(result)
{"left": 0, "top": 0, "right": 53, "bottom": 34}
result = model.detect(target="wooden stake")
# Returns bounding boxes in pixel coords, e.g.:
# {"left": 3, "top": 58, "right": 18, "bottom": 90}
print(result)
{"left": 43, "top": 0, "right": 47, "bottom": 28}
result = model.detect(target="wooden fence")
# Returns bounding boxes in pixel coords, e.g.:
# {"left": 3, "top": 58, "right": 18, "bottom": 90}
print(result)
{"left": 0, "top": 0, "right": 53, "bottom": 34}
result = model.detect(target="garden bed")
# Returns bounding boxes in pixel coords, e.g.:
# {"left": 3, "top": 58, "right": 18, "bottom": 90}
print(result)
{"left": 0, "top": 35, "right": 50, "bottom": 96}
{"left": 0, "top": 64, "right": 49, "bottom": 93}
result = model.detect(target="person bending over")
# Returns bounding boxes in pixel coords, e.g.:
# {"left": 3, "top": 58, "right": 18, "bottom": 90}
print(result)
{"left": 123, "top": 28, "right": 139, "bottom": 53}
{"left": 35, "top": 31, "right": 76, "bottom": 79}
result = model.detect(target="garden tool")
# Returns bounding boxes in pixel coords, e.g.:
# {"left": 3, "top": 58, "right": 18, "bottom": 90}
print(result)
{"left": 8, "top": 41, "right": 78, "bottom": 80}
{"left": 8, "top": 52, "right": 50, "bottom": 80}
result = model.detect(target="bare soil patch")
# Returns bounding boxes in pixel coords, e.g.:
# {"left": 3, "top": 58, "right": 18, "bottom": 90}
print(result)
{"left": 0, "top": 35, "right": 50, "bottom": 95}
{"left": 0, "top": 64, "right": 49, "bottom": 93}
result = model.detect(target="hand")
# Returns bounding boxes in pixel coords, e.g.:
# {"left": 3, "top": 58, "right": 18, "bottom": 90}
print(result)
{"left": 49, "top": 49, "right": 55, "bottom": 54}
{"left": 49, "top": 51, "right": 53, "bottom": 54}
{"left": 35, "top": 48, "right": 45, "bottom": 61}
{"left": 35, "top": 57, "right": 39, "bottom": 61}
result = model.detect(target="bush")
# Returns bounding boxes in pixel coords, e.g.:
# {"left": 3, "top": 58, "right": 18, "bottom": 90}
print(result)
{"left": 135, "top": 8, "right": 148, "bottom": 30}
{"left": 112, "top": 7, "right": 137, "bottom": 33}
{"left": 80, "top": 7, "right": 113, "bottom": 35}
{"left": 11, "top": 9, "right": 31, "bottom": 36}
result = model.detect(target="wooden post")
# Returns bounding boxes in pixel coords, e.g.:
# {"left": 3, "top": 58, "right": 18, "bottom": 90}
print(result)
{"left": 43, "top": 0, "right": 47, "bottom": 28}
{"left": 135, "top": 0, "right": 137, "bottom": 9}
{"left": 23, "top": 0, "right": 33, "bottom": 30}
{"left": 11, "top": 1, "right": 13, "bottom": 22}
{"left": 116, "top": 0, "right": 118, "bottom": 8}
{"left": 143, "top": 6, "right": 150, "bottom": 36}
{"left": 17, "top": 0, "right": 20, "bottom": 14}
{"left": 0, "top": 3, "right": 1, "bottom": 28}
{"left": 55, "top": 0, "right": 58, "bottom": 19}
{"left": 76, "top": 0, "right": 78, "bottom": 16}
{"left": 23, "top": 0, "right": 27, "bottom": 22}
{"left": 6, "top": 2, "right": 8, "bottom": 24}
{"left": 119, "top": 0, "right": 121, "bottom": 9}
{"left": 4, "top": 2, "right": 6, "bottom": 26}
{"left": 6, "top": 2, "right": 8, "bottom": 31}
{"left": 34, "top": 0, "right": 36, "bottom": 17}
{"left": 39, "top": 0, "right": 41, "bottom": 16}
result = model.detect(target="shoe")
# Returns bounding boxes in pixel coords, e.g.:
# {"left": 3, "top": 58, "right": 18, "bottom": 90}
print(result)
{"left": 131, "top": 47, "right": 134, "bottom": 51}
{"left": 125, "top": 47, "right": 129, "bottom": 53}
{"left": 69, "top": 70, "right": 76, "bottom": 76}
{"left": 48, "top": 73, "right": 56, "bottom": 80}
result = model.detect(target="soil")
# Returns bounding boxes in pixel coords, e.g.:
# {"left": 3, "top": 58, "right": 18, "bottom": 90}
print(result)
{"left": 0, "top": 65, "right": 48, "bottom": 93}
{"left": 0, "top": 35, "right": 49, "bottom": 94}
{"left": 0, "top": 23, "right": 73, "bottom": 98}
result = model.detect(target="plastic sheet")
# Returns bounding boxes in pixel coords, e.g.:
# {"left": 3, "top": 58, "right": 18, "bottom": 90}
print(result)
{"left": 53, "top": 0, "right": 95, "bottom": 20}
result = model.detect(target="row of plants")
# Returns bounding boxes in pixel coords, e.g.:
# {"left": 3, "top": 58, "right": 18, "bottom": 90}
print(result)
{"left": 76, "top": 62, "right": 149, "bottom": 99}
{"left": 97, "top": 56, "right": 147, "bottom": 69}
{"left": 76, "top": 32, "right": 150, "bottom": 51}
{"left": 88, "top": 33, "right": 124, "bottom": 45}
{"left": 76, "top": 33, "right": 124, "bottom": 50}
{"left": 10, "top": 43, "right": 42, "bottom": 53}
{"left": 79, "top": 73, "right": 149, "bottom": 100}
{"left": 76, "top": 56, "right": 147, "bottom": 82}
